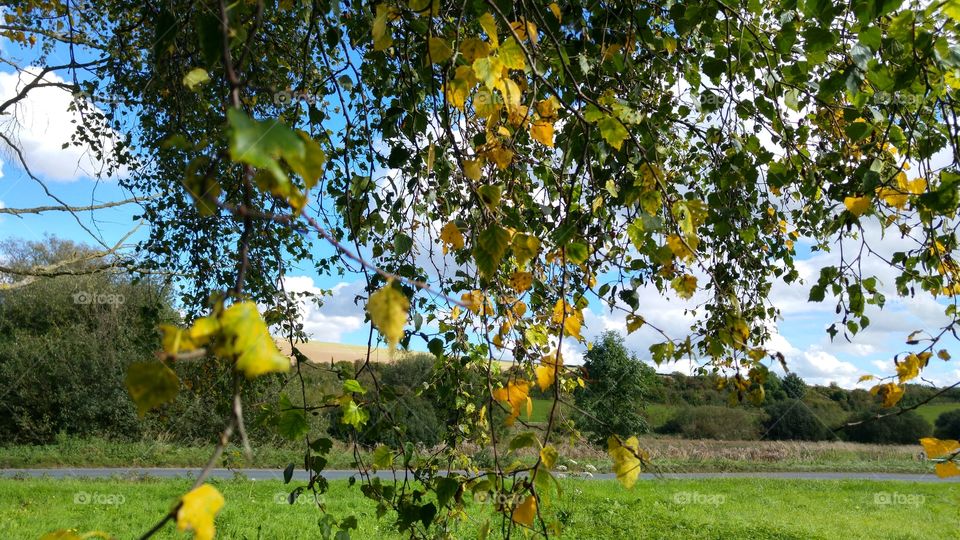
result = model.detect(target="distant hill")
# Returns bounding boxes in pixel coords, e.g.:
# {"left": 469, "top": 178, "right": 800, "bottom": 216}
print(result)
{"left": 277, "top": 341, "right": 393, "bottom": 365}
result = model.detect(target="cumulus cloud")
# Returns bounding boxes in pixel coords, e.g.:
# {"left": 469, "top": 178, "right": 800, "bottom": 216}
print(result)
{"left": 283, "top": 276, "right": 365, "bottom": 342}
{"left": 0, "top": 67, "right": 121, "bottom": 181}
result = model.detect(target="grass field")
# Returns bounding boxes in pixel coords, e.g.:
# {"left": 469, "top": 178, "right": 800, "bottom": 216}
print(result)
{"left": 2, "top": 477, "right": 955, "bottom": 539}
{"left": 0, "top": 436, "right": 937, "bottom": 474}
{"left": 915, "top": 402, "right": 960, "bottom": 424}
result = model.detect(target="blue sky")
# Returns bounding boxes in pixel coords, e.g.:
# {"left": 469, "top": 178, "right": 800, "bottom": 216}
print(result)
{"left": 2, "top": 44, "right": 959, "bottom": 390}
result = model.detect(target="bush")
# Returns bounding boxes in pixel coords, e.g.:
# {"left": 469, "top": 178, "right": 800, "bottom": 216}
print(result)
{"left": 782, "top": 373, "right": 807, "bottom": 399}
{"left": 934, "top": 409, "right": 960, "bottom": 440}
{"left": 327, "top": 354, "right": 447, "bottom": 447}
{"left": 845, "top": 410, "right": 931, "bottom": 444}
{"left": 658, "top": 406, "right": 762, "bottom": 440}
{"left": 762, "top": 399, "right": 832, "bottom": 441}
{"left": 573, "top": 332, "right": 657, "bottom": 444}
{"left": 0, "top": 271, "right": 172, "bottom": 443}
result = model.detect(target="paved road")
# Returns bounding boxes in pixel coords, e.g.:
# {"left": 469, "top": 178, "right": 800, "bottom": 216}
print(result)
{"left": 1, "top": 468, "right": 956, "bottom": 482}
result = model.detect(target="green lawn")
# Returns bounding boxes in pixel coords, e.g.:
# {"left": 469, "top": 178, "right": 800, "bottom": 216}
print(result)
{"left": 915, "top": 402, "right": 960, "bottom": 424}
{"left": 2, "top": 477, "right": 956, "bottom": 539}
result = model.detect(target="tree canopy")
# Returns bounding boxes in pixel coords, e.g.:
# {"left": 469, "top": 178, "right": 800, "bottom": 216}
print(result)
{"left": 7, "top": 0, "right": 960, "bottom": 537}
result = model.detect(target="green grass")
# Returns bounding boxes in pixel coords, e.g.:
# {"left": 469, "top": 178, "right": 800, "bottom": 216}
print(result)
{"left": 2, "top": 477, "right": 956, "bottom": 539}
{"left": 0, "top": 436, "right": 937, "bottom": 474}
{"left": 915, "top": 402, "right": 960, "bottom": 424}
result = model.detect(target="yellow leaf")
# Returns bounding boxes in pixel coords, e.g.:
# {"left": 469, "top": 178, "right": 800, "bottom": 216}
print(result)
{"left": 499, "top": 38, "right": 526, "bottom": 70}
{"left": 512, "top": 233, "right": 540, "bottom": 267}
{"left": 626, "top": 314, "right": 644, "bottom": 334}
{"left": 461, "top": 290, "right": 484, "bottom": 314}
{"left": 493, "top": 381, "right": 530, "bottom": 425}
{"left": 935, "top": 461, "right": 960, "bottom": 478}
{"left": 439, "top": 221, "right": 465, "bottom": 253}
{"left": 608, "top": 436, "right": 645, "bottom": 488}
{"left": 535, "top": 354, "right": 562, "bottom": 392}
{"left": 511, "top": 495, "right": 537, "bottom": 527}
{"left": 671, "top": 274, "right": 697, "bottom": 299}
{"left": 366, "top": 283, "right": 409, "bottom": 350}
{"left": 445, "top": 66, "right": 476, "bottom": 109}
{"left": 496, "top": 78, "right": 523, "bottom": 114}
{"left": 896, "top": 353, "right": 922, "bottom": 383}
{"left": 530, "top": 120, "right": 554, "bottom": 147}
{"left": 876, "top": 186, "right": 908, "bottom": 210}
{"left": 939, "top": 349, "right": 952, "bottom": 361}
{"left": 564, "top": 314, "right": 582, "bottom": 339}
{"left": 487, "top": 146, "right": 514, "bottom": 170}
{"left": 473, "top": 56, "right": 504, "bottom": 90}
{"left": 666, "top": 234, "right": 695, "bottom": 262}
{"left": 478, "top": 12, "right": 499, "bottom": 48}
{"left": 372, "top": 4, "right": 396, "bottom": 51}
{"left": 463, "top": 158, "right": 483, "bottom": 180}
{"left": 540, "top": 445, "right": 558, "bottom": 468}
{"left": 160, "top": 325, "right": 198, "bottom": 355}
{"left": 177, "top": 484, "right": 225, "bottom": 540}
{"left": 858, "top": 374, "right": 875, "bottom": 383}
{"left": 428, "top": 37, "right": 453, "bottom": 64}
{"left": 474, "top": 87, "right": 501, "bottom": 118}
{"left": 460, "top": 38, "right": 491, "bottom": 62}
{"left": 509, "top": 271, "right": 533, "bottom": 292}
{"left": 218, "top": 302, "right": 290, "bottom": 379}
{"left": 920, "top": 437, "right": 960, "bottom": 458}
{"left": 548, "top": 2, "right": 561, "bottom": 21}
{"left": 843, "top": 195, "right": 872, "bottom": 217}
{"left": 536, "top": 97, "right": 559, "bottom": 119}
{"left": 870, "top": 382, "right": 905, "bottom": 408}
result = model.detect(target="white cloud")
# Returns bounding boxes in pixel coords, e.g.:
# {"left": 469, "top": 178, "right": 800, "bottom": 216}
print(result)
{"left": 283, "top": 276, "right": 365, "bottom": 342}
{"left": 766, "top": 331, "right": 860, "bottom": 387}
{"left": 0, "top": 67, "right": 121, "bottom": 181}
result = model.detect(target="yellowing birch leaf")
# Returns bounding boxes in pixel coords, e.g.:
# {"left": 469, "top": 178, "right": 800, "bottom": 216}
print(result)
{"left": 366, "top": 283, "right": 409, "bottom": 350}
{"left": 177, "top": 484, "right": 224, "bottom": 540}
{"left": 511, "top": 495, "right": 536, "bottom": 527}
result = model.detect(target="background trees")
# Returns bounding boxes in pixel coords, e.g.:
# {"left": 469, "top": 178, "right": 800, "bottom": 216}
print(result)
{"left": 574, "top": 331, "right": 658, "bottom": 443}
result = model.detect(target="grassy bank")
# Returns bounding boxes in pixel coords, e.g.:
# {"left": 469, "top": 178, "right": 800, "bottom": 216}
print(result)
{"left": 2, "top": 477, "right": 956, "bottom": 539}
{"left": 0, "top": 436, "right": 935, "bottom": 474}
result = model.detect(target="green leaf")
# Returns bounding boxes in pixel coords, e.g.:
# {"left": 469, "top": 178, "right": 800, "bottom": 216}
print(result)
{"left": 435, "top": 477, "right": 460, "bottom": 508}
{"left": 125, "top": 361, "right": 179, "bottom": 417}
{"left": 566, "top": 242, "right": 588, "bottom": 264}
{"left": 372, "top": 445, "right": 394, "bottom": 469}
{"left": 509, "top": 431, "right": 539, "bottom": 451}
{"left": 477, "top": 184, "right": 502, "bottom": 208}
{"left": 473, "top": 225, "right": 511, "bottom": 278}
{"left": 182, "top": 67, "right": 210, "bottom": 90}
{"left": 596, "top": 115, "right": 629, "bottom": 150}
{"left": 275, "top": 396, "right": 309, "bottom": 440}
{"left": 343, "top": 379, "right": 367, "bottom": 394}
{"left": 340, "top": 398, "right": 369, "bottom": 429}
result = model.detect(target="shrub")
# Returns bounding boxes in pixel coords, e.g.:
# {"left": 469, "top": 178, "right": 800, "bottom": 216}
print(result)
{"left": 0, "top": 271, "right": 172, "bottom": 443}
{"left": 782, "top": 373, "right": 807, "bottom": 399}
{"left": 762, "top": 399, "right": 832, "bottom": 441}
{"left": 934, "top": 409, "right": 960, "bottom": 440}
{"left": 573, "top": 332, "right": 657, "bottom": 444}
{"left": 845, "top": 410, "right": 931, "bottom": 444}
{"left": 658, "top": 406, "right": 762, "bottom": 440}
